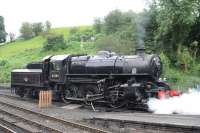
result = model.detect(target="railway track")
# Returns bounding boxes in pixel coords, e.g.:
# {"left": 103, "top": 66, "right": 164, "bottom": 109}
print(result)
{"left": 0, "top": 92, "right": 148, "bottom": 112}
{"left": 0, "top": 92, "right": 67, "bottom": 107}
{"left": 0, "top": 93, "right": 38, "bottom": 103}
{"left": 88, "top": 114, "right": 200, "bottom": 133}
{"left": 0, "top": 98, "right": 109, "bottom": 133}
{"left": 1, "top": 88, "right": 200, "bottom": 132}
{"left": 0, "top": 121, "right": 17, "bottom": 133}
{"left": 0, "top": 116, "right": 38, "bottom": 133}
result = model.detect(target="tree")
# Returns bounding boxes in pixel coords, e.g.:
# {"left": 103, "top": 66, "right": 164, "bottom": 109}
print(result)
{"left": 9, "top": 32, "right": 15, "bottom": 42}
{"left": 95, "top": 34, "right": 135, "bottom": 54}
{"left": 104, "top": 10, "right": 124, "bottom": 34}
{"left": 153, "top": 0, "right": 200, "bottom": 60}
{"left": 186, "top": 15, "right": 200, "bottom": 58}
{"left": 20, "top": 22, "right": 34, "bottom": 40}
{"left": 93, "top": 18, "right": 103, "bottom": 33}
{"left": 94, "top": 10, "right": 139, "bottom": 53}
{"left": 0, "top": 16, "right": 7, "bottom": 43}
{"left": 143, "top": 5, "right": 159, "bottom": 53}
{"left": 45, "top": 20, "right": 51, "bottom": 32}
{"left": 32, "top": 22, "right": 44, "bottom": 36}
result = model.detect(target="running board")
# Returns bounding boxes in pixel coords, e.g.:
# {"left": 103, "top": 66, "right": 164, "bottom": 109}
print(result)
{"left": 66, "top": 97, "right": 85, "bottom": 101}
{"left": 65, "top": 94, "right": 104, "bottom": 102}
{"left": 86, "top": 94, "right": 104, "bottom": 101}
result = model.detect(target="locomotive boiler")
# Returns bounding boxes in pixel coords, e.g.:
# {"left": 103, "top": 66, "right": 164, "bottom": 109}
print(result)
{"left": 11, "top": 49, "right": 177, "bottom": 108}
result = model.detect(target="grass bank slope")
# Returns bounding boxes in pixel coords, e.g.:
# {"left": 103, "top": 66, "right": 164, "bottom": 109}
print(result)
{"left": 0, "top": 27, "right": 97, "bottom": 83}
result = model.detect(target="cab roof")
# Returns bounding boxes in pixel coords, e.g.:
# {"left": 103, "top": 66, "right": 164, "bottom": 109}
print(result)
{"left": 12, "top": 69, "right": 42, "bottom": 73}
{"left": 50, "top": 54, "right": 70, "bottom": 61}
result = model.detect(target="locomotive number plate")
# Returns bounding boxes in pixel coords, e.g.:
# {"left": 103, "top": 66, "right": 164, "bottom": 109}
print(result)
{"left": 132, "top": 68, "right": 137, "bottom": 74}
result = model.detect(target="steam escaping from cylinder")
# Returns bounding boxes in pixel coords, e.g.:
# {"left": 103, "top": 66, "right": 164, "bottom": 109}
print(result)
{"left": 148, "top": 86, "right": 200, "bottom": 115}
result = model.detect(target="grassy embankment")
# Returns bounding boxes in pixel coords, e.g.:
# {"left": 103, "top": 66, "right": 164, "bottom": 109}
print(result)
{"left": 0, "top": 27, "right": 97, "bottom": 83}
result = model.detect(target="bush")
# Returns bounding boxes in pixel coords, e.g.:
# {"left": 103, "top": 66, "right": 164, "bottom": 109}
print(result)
{"left": 191, "top": 63, "right": 200, "bottom": 76}
{"left": 0, "top": 59, "right": 8, "bottom": 67}
{"left": 94, "top": 33, "right": 105, "bottom": 40}
{"left": 159, "top": 52, "right": 170, "bottom": 75}
{"left": 43, "top": 34, "right": 66, "bottom": 50}
{"left": 69, "top": 27, "right": 79, "bottom": 34}
{"left": 68, "top": 27, "right": 95, "bottom": 42}
{"left": 177, "top": 48, "right": 193, "bottom": 71}
{"left": 68, "top": 33, "right": 82, "bottom": 42}
{"left": 0, "top": 59, "right": 9, "bottom": 83}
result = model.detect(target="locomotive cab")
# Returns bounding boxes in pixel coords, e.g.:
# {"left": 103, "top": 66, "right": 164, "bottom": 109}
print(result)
{"left": 49, "top": 55, "right": 69, "bottom": 83}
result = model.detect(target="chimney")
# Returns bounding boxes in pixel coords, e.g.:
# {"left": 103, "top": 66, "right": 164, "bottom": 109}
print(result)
{"left": 136, "top": 47, "right": 146, "bottom": 56}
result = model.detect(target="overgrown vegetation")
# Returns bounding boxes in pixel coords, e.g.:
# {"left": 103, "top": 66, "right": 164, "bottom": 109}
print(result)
{"left": 159, "top": 52, "right": 200, "bottom": 90}
{"left": 43, "top": 33, "right": 66, "bottom": 50}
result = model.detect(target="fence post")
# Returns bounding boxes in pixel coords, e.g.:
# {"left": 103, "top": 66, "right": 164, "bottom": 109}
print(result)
{"left": 39, "top": 90, "right": 52, "bottom": 108}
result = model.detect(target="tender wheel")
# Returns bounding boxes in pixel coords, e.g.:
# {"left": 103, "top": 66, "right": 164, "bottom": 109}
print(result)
{"left": 108, "top": 89, "right": 127, "bottom": 108}
{"left": 61, "top": 85, "right": 78, "bottom": 103}
{"left": 15, "top": 88, "right": 25, "bottom": 98}
{"left": 19, "top": 93, "right": 25, "bottom": 98}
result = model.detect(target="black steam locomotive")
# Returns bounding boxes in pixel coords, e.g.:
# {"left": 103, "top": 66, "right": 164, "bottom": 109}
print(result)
{"left": 11, "top": 49, "right": 173, "bottom": 108}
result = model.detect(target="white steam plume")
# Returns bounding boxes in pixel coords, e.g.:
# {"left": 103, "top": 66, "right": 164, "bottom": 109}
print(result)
{"left": 148, "top": 87, "right": 200, "bottom": 115}
{"left": 135, "top": 13, "right": 150, "bottom": 48}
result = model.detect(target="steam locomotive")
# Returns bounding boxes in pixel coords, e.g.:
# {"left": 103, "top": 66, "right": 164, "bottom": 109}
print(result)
{"left": 11, "top": 49, "right": 178, "bottom": 108}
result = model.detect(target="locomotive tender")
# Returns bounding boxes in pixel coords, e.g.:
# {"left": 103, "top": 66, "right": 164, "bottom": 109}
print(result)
{"left": 11, "top": 49, "right": 173, "bottom": 108}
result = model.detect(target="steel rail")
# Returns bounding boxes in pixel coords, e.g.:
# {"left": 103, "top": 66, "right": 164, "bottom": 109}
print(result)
{"left": 0, "top": 100, "right": 109, "bottom": 133}
{"left": 0, "top": 122, "right": 17, "bottom": 133}
{"left": 0, "top": 109, "right": 63, "bottom": 133}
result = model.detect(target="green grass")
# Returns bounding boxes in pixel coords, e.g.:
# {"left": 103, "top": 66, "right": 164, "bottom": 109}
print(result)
{"left": 0, "top": 26, "right": 97, "bottom": 83}
{"left": 50, "top": 27, "right": 69, "bottom": 38}
{"left": 0, "top": 36, "right": 45, "bottom": 58}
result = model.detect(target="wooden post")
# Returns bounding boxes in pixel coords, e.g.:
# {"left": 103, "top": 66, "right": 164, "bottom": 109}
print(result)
{"left": 46, "top": 91, "right": 49, "bottom": 107}
{"left": 39, "top": 90, "right": 52, "bottom": 108}
{"left": 49, "top": 90, "right": 52, "bottom": 106}
{"left": 39, "top": 91, "right": 41, "bottom": 108}
{"left": 44, "top": 91, "right": 47, "bottom": 107}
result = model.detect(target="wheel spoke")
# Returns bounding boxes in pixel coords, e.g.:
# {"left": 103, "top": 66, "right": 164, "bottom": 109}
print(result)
{"left": 61, "top": 85, "right": 78, "bottom": 103}
{"left": 108, "top": 89, "right": 126, "bottom": 108}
